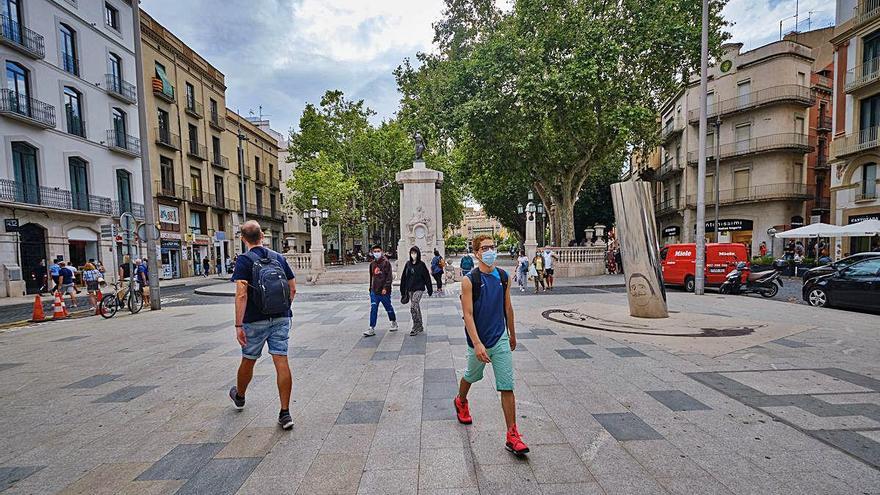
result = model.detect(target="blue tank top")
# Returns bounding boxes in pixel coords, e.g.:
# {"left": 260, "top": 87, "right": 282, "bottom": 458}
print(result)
{"left": 466, "top": 269, "right": 507, "bottom": 349}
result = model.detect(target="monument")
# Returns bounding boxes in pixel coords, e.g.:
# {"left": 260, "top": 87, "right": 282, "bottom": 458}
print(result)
{"left": 396, "top": 132, "right": 444, "bottom": 272}
{"left": 610, "top": 181, "right": 668, "bottom": 318}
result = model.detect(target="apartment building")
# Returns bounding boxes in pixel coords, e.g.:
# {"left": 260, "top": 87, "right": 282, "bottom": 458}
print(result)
{"left": 654, "top": 40, "right": 818, "bottom": 257}
{"left": 140, "top": 10, "right": 237, "bottom": 278}
{"left": 830, "top": 0, "right": 880, "bottom": 255}
{"left": 0, "top": 0, "right": 143, "bottom": 296}
{"left": 224, "top": 110, "right": 285, "bottom": 254}
{"left": 451, "top": 207, "right": 507, "bottom": 240}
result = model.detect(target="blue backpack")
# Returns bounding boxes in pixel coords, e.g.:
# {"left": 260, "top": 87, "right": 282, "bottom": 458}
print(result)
{"left": 245, "top": 250, "right": 291, "bottom": 315}
{"left": 460, "top": 255, "right": 474, "bottom": 272}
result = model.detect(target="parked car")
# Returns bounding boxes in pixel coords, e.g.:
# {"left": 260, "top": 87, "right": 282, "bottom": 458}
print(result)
{"left": 660, "top": 243, "right": 749, "bottom": 292}
{"left": 801, "top": 252, "right": 880, "bottom": 282}
{"left": 802, "top": 257, "right": 880, "bottom": 312}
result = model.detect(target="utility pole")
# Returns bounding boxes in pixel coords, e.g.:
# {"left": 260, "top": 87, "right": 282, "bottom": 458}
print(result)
{"left": 237, "top": 115, "right": 249, "bottom": 225}
{"left": 131, "top": 1, "right": 160, "bottom": 310}
{"left": 695, "top": 0, "right": 709, "bottom": 295}
{"left": 714, "top": 117, "right": 721, "bottom": 242}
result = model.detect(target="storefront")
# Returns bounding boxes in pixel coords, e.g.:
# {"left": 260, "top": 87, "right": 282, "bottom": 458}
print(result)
{"left": 67, "top": 227, "right": 99, "bottom": 268}
{"left": 160, "top": 234, "right": 181, "bottom": 279}
{"left": 661, "top": 225, "right": 680, "bottom": 245}
{"left": 847, "top": 213, "right": 880, "bottom": 254}
{"left": 697, "top": 219, "right": 754, "bottom": 256}
{"left": 192, "top": 235, "right": 210, "bottom": 275}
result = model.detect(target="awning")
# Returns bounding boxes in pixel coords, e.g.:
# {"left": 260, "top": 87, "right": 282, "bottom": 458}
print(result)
{"left": 67, "top": 227, "right": 98, "bottom": 241}
{"left": 837, "top": 219, "right": 880, "bottom": 237}
{"left": 774, "top": 223, "right": 842, "bottom": 239}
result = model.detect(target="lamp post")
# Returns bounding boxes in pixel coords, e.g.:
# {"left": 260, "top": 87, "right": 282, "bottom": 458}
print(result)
{"left": 518, "top": 190, "right": 539, "bottom": 259}
{"left": 713, "top": 116, "right": 721, "bottom": 242}
{"left": 695, "top": 0, "right": 709, "bottom": 295}
{"left": 767, "top": 227, "right": 777, "bottom": 259}
{"left": 303, "top": 195, "right": 328, "bottom": 271}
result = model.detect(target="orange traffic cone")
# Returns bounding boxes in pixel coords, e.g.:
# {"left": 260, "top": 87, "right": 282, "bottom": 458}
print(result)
{"left": 31, "top": 294, "right": 45, "bottom": 322}
{"left": 52, "top": 292, "right": 66, "bottom": 320}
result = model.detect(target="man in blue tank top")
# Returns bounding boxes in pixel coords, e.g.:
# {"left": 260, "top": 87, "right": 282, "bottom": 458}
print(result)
{"left": 453, "top": 234, "right": 529, "bottom": 455}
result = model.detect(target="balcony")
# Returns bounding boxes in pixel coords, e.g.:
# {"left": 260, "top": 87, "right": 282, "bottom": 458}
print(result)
{"left": 657, "top": 158, "right": 682, "bottom": 180}
{"left": 0, "top": 15, "right": 45, "bottom": 59}
{"left": 185, "top": 99, "right": 203, "bottom": 119}
{"left": 856, "top": 191, "right": 878, "bottom": 202}
{"left": 813, "top": 75, "right": 832, "bottom": 91}
{"left": 812, "top": 198, "right": 831, "bottom": 212}
{"left": 685, "top": 182, "right": 813, "bottom": 207}
{"left": 106, "top": 130, "right": 140, "bottom": 157}
{"left": 845, "top": 58, "right": 880, "bottom": 93}
{"left": 211, "top": 153, "right": 229, "bottom": 169}
{"left": 854, "top": 0, "right": 880, "bottom": 29}
{"left": 187, "top": 143, "right": 207, "bottom": 161}
{"left": 817, "top": 114, "right": 831, "bottom": 133}
{"left": 0, "top": 90, "right": 56, "bottom": 129}
{"left": 831, "top": 127, "right": 880, "bottom": 159}
{"left": 151, "top": 77, "right": 175, "bottom": 103}
{"left": 187, "top": 188, "right": 207, "bottom": 205}
{"left": 815, "top": 153, "right": 830, "bottom": 170}
{"left": 105, "top": 74, "right": 136, "bottom": 104}
{"left": 209, "top": 110, "right": 224, "bottom": 130}
{"left": 270, "top": 175, "right": 280, "bottom": 188}
{"left": 688, "top": 85, "right": 814, "bottom": 123}
{"left": 154, "top": 181, "right": 185, "bottom": 200}
{"left": 66, "top": 114, "right": 85, "bottom": 138}
{"left": 112, "top": 200, "right": 145, "bottom": 219}
{"left": 255, "top": 171, "right": 266, "bottom": 184}
{"left": 687, "top": 133, "right": 812, "bottom": 165}
{"left": 655, "top": 198, "right": 679, "bottom": 216}
{"left": 660, "top": 120, "right": 683, "bottom": 143}
{"left": 155, "top": 127, "right": 180, "bottom": 149}
{"left": 0, "top": 178, "right": 114, "bottom": 215}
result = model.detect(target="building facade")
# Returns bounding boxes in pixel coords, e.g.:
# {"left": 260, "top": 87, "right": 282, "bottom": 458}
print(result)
{"left": 654, "top": 40, "right": 819, "bottom": 257}
{"left": 452, "top": 207, "right": 507, "bottom": 240}
{"left": 140, "top": 10, "right": 238, "bottom": 279}
{"left": 830, "top": 0, "right": 880, "bottom": 255}
{"left": 0, "top": 0, "right": 143, "bottom": 296}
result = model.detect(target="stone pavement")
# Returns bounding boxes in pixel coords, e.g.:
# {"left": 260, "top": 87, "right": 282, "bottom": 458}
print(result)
{"left": 0, "top": 288, "right": 878, "bottom": 494}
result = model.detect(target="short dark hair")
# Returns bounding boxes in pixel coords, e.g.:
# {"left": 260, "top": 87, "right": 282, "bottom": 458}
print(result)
{"left": 241, "top": 220, "right": 263, "bottom": 245}
{"left": 371, "top": 244, "right": 383, "bottom": 251}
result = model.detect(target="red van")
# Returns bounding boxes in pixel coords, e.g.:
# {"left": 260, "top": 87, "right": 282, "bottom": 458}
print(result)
{"left": 660, "top": 243, "right": 749, "bottom": 291}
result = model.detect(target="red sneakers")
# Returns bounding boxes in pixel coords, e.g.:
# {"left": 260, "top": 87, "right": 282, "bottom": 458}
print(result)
{"left": 454, "top": 396, "right": 472, "bottom": 424}
{"left": 505, "top": 424, "right": 530, "bottom": 455}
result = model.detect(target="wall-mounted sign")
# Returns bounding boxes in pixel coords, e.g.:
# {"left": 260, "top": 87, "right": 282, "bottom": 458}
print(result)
{"left": 662, "top": 226, "right": 680, "bottom": 237}
{"left": 720, "top": 60, "right": 733, "bottom": 73}
{"left": 697, "top": 219, "right": 754, "bottom": 233}
{"left": 161, "top": 240, "right": 181, "bottom": 249}
{"left": 160, "top": 231, "right": 182, "bottom": 240}
{"left": 848, "top": 213, "right": 879, "bottom": 224}
{"left": 4, "top": 219, "right": 19, "bottom": 232}
{"left": 159, "top": 204, "right": 180, "bottom": 224}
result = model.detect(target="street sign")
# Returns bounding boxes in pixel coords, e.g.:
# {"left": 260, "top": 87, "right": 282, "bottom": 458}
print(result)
{"left": 120, "top": 212, "right": 135, "bottom": 232}
{"left": 4, "top": 219, "right": 19, "bottom": 232}
{"left": 137, "top": 223, "right": 160, "bottom": 241}
{"left": 215, "top": 231, "right": 226, "bottom": 241}
{"left": 100, "top": 224, "right": 118, "bottom": 239}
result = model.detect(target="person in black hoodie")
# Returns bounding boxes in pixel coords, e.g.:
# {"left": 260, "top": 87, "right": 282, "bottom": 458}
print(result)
{"left": 400, "top": 245, "right": 433, "bottom": 336}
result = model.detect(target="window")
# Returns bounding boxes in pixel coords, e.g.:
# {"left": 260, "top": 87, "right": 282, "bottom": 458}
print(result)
{"left": 190, "top": 167, "right": 202, "bottom": 201}
{"left": 860, "top": 95, "right": 880, "bottom": 137}
{"left": 157, "top": 108, "right": 170, "bottom": 137}
{"left": 797, "top": 72, "right": 806, "bottom": 86}
{"left": 863, "top": 163, "right": 877, "bottom": 199}
{"left": 185, "top": 82, "right": 195, "bottom": 110}
{"left": 706, "top": 91, "right": 714, "bottom": 114}
{"left": 111, "top": 108, "right": 126, "bottom": 144}
{"left": 675, "top": 145, "right": 681, "bottom": 166}
{"left": 795, "top": 116, "right": 805, "bottom": 134}
{"left": 108, "top": 53, "right": 122, "bottom": 89}
{"left": 255, "top": 156, "right": 261, "bottom": 174}
{"left": 734, "top": 169, "right": 750, "bottom": 199}
{"left": 270, "top": 193, "right": 277, "bottom": 215}
{"left": 210, "top": 98, "right": 218, "bottom": 120}
{"left": 11, "top": 141, "right": 39, "bottom": 204}
{"left": 269, "top": 163, "right": 274, "bottom": 182}
{"left": 3, "top": 0, "right": 23, "bottom": 44}
{"left": 116, "top": 169, "right": 132, "bottom": 213}
{"left": 104, "top": 2, "right": 119, "bottom": 30}
{"left": 214, "top": 176, "right": 224, "bottom": 207}
{"left": 69, "top": 157, "right": 89, "bottom": 210}
{"left": 189, "top": 211, "right": 202, "bottom": 235}
{"left": 705, "top": 174, "right": 714, "bottom": 202}
{"left": 160, "top": 156, "right": 174, "bottom": 192}
{"left": 59, "top": 23, "right": 78, "bottom": 75}
{"left": 5, "top": 61, "right": 29, "bottom": 114}
{"left": 188, "top": 124, "right": 198, "bottom": 148}
{"left": 212, "top": 136, "right": 221, "bottom": 161}
{"left": 154, "top": 62, "right": 173, "bottom": 98}
{"left": 793, "top": 162, "right": 803, "bottom": 184}
{"left": 735, "top": 124, "right": 751, "bottom": 153}
{"left": 846, "top": 259, "right": 880, "bottom": 277}
{"left": 63, "top": 87, "right": 84, "bottom": 137}
{"left": 255, "top": 187, "right": 263, "bottom": 211}
{"left": 736, "top": 80, "right": 750, "bottom": 108}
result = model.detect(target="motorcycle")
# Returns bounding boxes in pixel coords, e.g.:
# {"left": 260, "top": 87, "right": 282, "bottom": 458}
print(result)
{"left": 719, "top": 261, "right": 782, "bottom": 298}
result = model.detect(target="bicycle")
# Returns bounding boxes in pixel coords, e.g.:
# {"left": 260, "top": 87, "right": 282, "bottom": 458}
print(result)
{"left": 98, "top": 281, "right": 144, "bottom": 319}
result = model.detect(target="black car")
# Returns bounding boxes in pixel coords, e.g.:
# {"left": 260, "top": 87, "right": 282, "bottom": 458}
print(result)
{"left": 801, "top": 252, "right": 880, "bottom": 282}
{"left": 803, "top": 257, "right": 880, "bottom": 312}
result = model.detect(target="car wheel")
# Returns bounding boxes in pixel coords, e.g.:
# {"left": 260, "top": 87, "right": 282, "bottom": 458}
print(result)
{"left": 761, "top": 284, "right": 779, "bottom": 298}
{"left": 807, "top": 288, "right": 828, "bottom": 307}
{"left": 684, "top": 276, "right": 695, "bottom": 293}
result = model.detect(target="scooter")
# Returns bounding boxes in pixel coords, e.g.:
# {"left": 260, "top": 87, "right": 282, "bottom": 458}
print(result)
{"left": 719, "top": 261, "right": 782, "bottom": 298}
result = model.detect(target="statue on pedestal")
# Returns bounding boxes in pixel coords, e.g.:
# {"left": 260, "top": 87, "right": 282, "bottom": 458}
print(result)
{"left": 413, "top": 132, "right": 426, "bottom": 160}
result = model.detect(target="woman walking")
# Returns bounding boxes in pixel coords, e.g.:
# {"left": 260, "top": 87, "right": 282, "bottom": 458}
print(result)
{"left": 82, "top": 262, "right": 102, "bottom": 311}
{"left": 531, "top": 252, "right": 546, "bottom": 293}
{"left": 430, "top": 249, "right": 445, "bottom": 295}
{"left": 400, "top": 246, "right": 433, "bottom": 336}
{"left": 515, "top": 250, "right": 529, "bottom": 292}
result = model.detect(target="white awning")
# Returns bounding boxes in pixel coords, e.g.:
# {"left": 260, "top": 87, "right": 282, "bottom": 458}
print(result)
{"left": 67, "top": 227, "right": 98, "bottom": 242}
{"left": 837, "top": 219, "right": 880, "bottom": 237}
{"left": 774, "top": 223, "right": 842, "bottom": 239}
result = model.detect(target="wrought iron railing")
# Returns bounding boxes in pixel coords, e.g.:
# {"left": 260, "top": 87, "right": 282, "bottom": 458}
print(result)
{"left": 846, "top": 57, "right": 880, "bottom": 92}
{"left": 155, "top": 127, "right": 180, "bottom": 149}
{"left": 188, "top": 188, "right": 207, "bottom": 205}
{"left": 856, "top": 191, "right": 877, "bottom": 202}
{"left": 831, "top": 126, "right": 880, "bottom": 158}
{"left": 105, "top": 74, "right": 136, "bottom": 102}
{"left": 660, "top": 120, "right": 682, "bottom": 142}
{"left": 66, "top": 113, "right": 85, "bottom": 138}
{"left": 0, "top": 89, "right": 56, "bottom": 127}
{"left": 0, "top": 178, "right": 114, "bottom": 214}
{"left": 0, "top": 14, "right": 45, "bottom": 58}
{"left": 817, "top": 114, "right": 831, "bottom": 132}
{"left": 655, "top": 198, "right": 679, "bottom": 215}
{"left": 255, "top": 171, "right": 266, "bottom": 184}
{"left": 856, "top": 0, "right": 880, "bottom": 27}
{"left": 812, "top": 198, "right": 831, "bottom": 211}
{"left": 270, "top": 175, "right": 280, "bottom": 188}
{"left": 209, "top": 110, "right": 224, "bottom": 129}
{"left": 185, "top": 99, "right": 203, "bottom": 118}
{"left": 685, "top": 182, "right": 813, "bottom": 207}
{"left": 155, "top": 181, "right": 185, "bottom": 199}
{"left": 106, "top": 129, "right": 140, "bottom": 155}
{"left": 688, "top": 85, "right": 813, "bottom": 122}
{"left": 687, "top": 133, "right": 811, "bottom": 164}
{"left": 187, "top": 143, "right": 207, "bottom": 160}
{"left": 657, "top": 158, "right": 680, "bottom": 178}
{"left": 211, "top": 153, "right": 229, "bottom": 169}
{"left": 113, "top": 200, "right": 145, "bottom": 219}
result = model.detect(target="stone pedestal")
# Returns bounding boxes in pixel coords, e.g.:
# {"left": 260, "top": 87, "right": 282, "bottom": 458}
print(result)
{"left": 525, "top": 203, "right": 538, "bottom": 260}
{"left": 310, "top": 221, "right": 325, "bottom": 272}
{"left": 396, "top": 159, "right": 443, "bottom": 272}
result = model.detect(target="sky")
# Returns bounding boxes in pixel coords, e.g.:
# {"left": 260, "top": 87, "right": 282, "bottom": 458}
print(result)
{"left": 140, "top": 0, "right": 837, "bottom": 138}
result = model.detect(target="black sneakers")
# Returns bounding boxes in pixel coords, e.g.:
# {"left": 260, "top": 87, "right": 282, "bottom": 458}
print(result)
{"left": 278, "top": 410, "right": 294, "bottom": 430}
{"left": 228, "top": 386, "right": 245, "bottom": 410}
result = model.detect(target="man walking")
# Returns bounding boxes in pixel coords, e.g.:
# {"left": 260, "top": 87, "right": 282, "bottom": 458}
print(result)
{"left": 202, "top": 256, "right": 210, "bottom": 277}
{"left": 364, "top": 244, "right": 397, "bottom": 337}
{"left": 430, "top": 249, "right": 445, "bottom": 295}
{"left": 58, "top": 261, "right": 78, "bottom": 308}
{"left": 228, "top": 220, "right": 297, "bottom": 430}
{"left": 137, "top": 258, "right": 151, "bottom": 307}
{"left": 542, "top": 245, "right": 558, "bottom": 290}
{"left": 453, "top": 234, "right": 529, "bottom": 455}
{"left": 49, "top": 258, "right": 61, "bottom": 293}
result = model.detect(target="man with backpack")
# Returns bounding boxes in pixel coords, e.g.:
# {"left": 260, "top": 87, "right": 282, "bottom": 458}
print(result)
{"left": 364, "top": 244, "right": 397, "bottom": 337}
{"left": 453, "top": 234, "right": 529, "bottom": 455}
{"left": 430, "top": 249, "right": 445, "bottom": 295}
{"left": 459, "top": 252, "right": 474, "bottom": 277}
{"left": 228, "top": 220, "right": 297, "bottom": 430}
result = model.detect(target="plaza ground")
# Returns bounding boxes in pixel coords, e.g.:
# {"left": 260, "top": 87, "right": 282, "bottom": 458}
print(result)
{"left": 0, "top": 285, "right": 878, "bottom": 494}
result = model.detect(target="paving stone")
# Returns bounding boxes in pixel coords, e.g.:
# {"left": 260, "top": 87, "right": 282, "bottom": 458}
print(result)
{"left": 176, "top": 457, "right": 261, "bottom": 495}
{"left": 116, "top": 479, "right": 185, "bottom": 495}
{"left": 216, "top": 427, "right": 282, "bottom": 458}
{"left": 772, "top": 338, "right": 812, "bottom": 348}
{"left": 527, "top": 443, "right": 594, "bottom": 484}
{"left": 645, "top": 390, "right": 712, "bottom": 412}
{"left": 538, "top": 482, "right": 605, "bottom": 494}
{"left": 357, "top": 331, "right": 385, "bottom": 348}
{"left": 516, "top": 331, "right": 538, "bottom": 340}
{"left": 817, "top": 368, "right": 880, "bottom": 392}
{"left": 336, "top": 400, "right": 385, "bottom": 425}
{"left": 607, "top": 347, "right": 647, "bottom": 358}
{"left": 62, "top": 374, "right": 122, "bottom": 389}
{"left": 448, "top": 338, "right": 468, "bottom": 346}
{"left": 357, "top": 468, "right": 418, "bottom": 494}
{"left": 555, "top": 349, "right": 591, "bottom": 360}
{"left": 592, "top": 413, "right": 663, "bottom": 441}
{"left": 514, "top": 343, "right": 527, "bottom": 352}
{"left": 422, "top": 397, "right": 457, "bottom": 421}
{"left": 93, "top": 385, "right": 158, "bottom": 403}
{"left": 0, "top": 363, "right": 24, "bottom": 372}
{"left": 530, "top": 328, "right": 556, "bottom": 336}
{"left": 52, "top": 335, "right": 89, "bottom": 342}
{"left": 294, "top": 348, "right": 327, "bottom": 358}
{"left": 563, "top": 337, "right": 595, "bottom": 345}
{"left": 419, "top": 447, "right": 477, "bottom": 489}
{"left": 475, "top": 463, "right": 540, "bottom": 494}
{"left": 56, "top": 462, "right": 152, "bottom": 495}
{"left": 427, "top": 335, "right": 449, "bottom": 343}
{"left": 298, "top": 453, "right": 366, "bottom": 494}
{"left": 656, "top": 475, "right": 734, "bottom": 495}
{"left": 371, "top": 351, "right": 399, "bottom": 361}
{"left": 423, "top": 379, "right": 458, "bottom": 400}
{"left": 424, "top": 368, "right": 456, "bottom": 383}
{"left": 0, "top": 466, "right": 45, "bottom": 491}
{"left": 136, "top": 442, "right": 226, "bottom": 480}
{"left": 400, "top": 333, "right": 427, "bottom": 356}
{"left": 235, "top": 475, "right": 298, "bottom": 495}
{"left": 811, "top": 429, "right": 880, "bottom": 468}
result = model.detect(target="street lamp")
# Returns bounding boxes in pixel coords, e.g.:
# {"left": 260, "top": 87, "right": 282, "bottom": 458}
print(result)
{"left": 767, "top": 227, "right": 777, "bottom": 258}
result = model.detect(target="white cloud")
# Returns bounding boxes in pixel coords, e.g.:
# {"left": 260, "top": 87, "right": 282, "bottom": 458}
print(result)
{"left": 723, "top": 0, "right": 836, "bottom": 51}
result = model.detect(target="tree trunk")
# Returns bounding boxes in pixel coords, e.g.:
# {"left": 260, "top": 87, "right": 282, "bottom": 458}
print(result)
{"left": 558, "top": 193, "right": 576, "bottom": 247}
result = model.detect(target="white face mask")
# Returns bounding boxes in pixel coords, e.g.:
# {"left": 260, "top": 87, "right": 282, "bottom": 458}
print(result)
{"left": 372, "top": 252, "right": 382, "bottom": 260}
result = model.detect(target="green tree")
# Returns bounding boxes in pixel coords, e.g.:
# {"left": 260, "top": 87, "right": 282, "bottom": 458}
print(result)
{"left": 397, "top": 0, "right": 730, "bottom": 245}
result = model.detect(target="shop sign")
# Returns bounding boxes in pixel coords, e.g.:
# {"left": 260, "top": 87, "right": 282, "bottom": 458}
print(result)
{"left": 699, "top": 219, "right": 754, "bottom": 233}
{"left": 4, "top": 219, "right": 19, "bottom": 232}
{"left": 159, "top": 204, "right": 180, "bottom": 224}
{"left": 193, "top": 235, "right": 210, "bottom": 246}
{"left": 848, "top": 213, "right": 880, "bottom": 224}
{"left": 662, "top": 226, "right": 680, "bottom": 237}
{"left": 215, "top": 231, "right": 226, "bottom": 241}
{"left": 160, "top": 231, "right": 182, "bottom": 240}
{"left": 161, "top": 240, "right": 181, "bottom": 249}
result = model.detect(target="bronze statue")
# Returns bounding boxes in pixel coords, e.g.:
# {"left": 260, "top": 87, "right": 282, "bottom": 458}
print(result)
{"left": 413, "top": 132, "right": 426, "bottom": 160}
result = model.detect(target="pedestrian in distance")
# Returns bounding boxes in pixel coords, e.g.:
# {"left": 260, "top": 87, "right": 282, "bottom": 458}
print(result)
{"left": 49, "top": 258, "right": 61, "bottom": 293}
{"left": 431, "top": 249, "right": 445, "bottom": 295}
{"left": 32, "top": 259, "right": 48, "bottom": 295}
{"left": 460, "top": 251, "right": 475, "bottom": 277}
{"left": 137, "top": 258, "right": 151, "bottom": 307}
{"left": 515, "top": 250, "right": 529, "bottom": 292}
{"left": 531, "top": 252, "right": 545, "bottom": 293}
{"left": 399, "top": 246, "right": 433, "bottom": 336}
{"left": 228, "top": 220, "right": 297, "bottom": 430}
{"left": 364, "top": 244, "right": 397, "bottom": 337}
{"left": 82, "top": 262, "right": 102, "bottom": 311}
{"left": 118, "top": 255, "right": 132, "bottom": 284}
{"left": 453, "top": 234, "right": 529, "bottom": 455}
{"left": 542, "top": 245, "right": 558, "bottom": 290}
{"left": 202, "top": 256, "right": 210, "bottom": 277}
{"left": 759, "top": 241, "right": 768, "bottom": 257}
{"left": 57, "top": 261, "right": 78, "bottom": 308}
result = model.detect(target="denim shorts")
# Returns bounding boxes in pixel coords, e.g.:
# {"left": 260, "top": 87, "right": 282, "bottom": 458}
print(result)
{"left": 241, "top": 317, "right": 291, "bottom": 360}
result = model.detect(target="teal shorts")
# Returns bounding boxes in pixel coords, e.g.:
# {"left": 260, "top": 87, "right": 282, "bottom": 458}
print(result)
{"left": 463, "top": 332, "right": 514, "bottom": 391}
